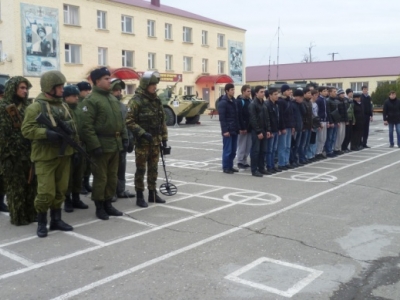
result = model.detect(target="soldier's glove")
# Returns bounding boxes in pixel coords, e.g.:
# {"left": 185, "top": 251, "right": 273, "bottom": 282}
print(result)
{"left": 93, "top": 147, "right": 103, "bottom": 157}
{"left": 122, "top": 139, "right": 129, "bottom": 152}
{"left": 161, "top": 140, "right": 168, "bottom": 148}
{"left": 72, "top": 153, "right": 81, "bottom": 166}
{"left": 46, "top": 130, "right": 62, "bottom": 142}
{"left": 142, "top": 132, "right": 153, "bottom": 143}
{"left": 56, "top": 119, "right": 74, "bottom": 135}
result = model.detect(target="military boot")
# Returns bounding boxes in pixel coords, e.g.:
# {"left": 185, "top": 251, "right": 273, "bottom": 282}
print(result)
{"left": 37, "top": 212, "right": 48, "bottom": 238}
{"left": 94, "top": 200, "right": 109, "bottom": 220}
{"left": 0, "top": 194, "right": 9, "bottom": 212}
{"left": 80, "top": 185, "right": 88, "bottom": 195}
{"left": 49, "top": 209, "right": 73, "bottom": 231}
{"left": 148, "top": 190, "right": 166, "bottom": 204}
{"left": 64, "top": 194, "right": 74, "bottom": 213}
{"left": 83, "top": 177, "right": 92, "bottom": 193}
{"left": 136, "top": 191, "right": 148, "bottom": 208}
{"left": 104, "top": 199, "right": 123, "bottom": 216}
{"left": 72, "top": 193, "right": 89, "bottom": 209}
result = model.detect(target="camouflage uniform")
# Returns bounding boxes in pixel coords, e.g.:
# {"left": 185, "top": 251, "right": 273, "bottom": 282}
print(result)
{"left": 0, "top": 77, "right": 37, "bottom": 225}
{"left": 126, "top": 71, "right": 168, "bottom": 207}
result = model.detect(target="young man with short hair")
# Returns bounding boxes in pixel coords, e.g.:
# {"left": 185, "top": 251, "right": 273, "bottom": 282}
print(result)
{"left": 265, "top": 88, "right": 281, "bottom": 173}
{"left": 334, "top": 89, "right": 348, "bottom": 154}
{"left": 307, "top": 90, "right": 321, "bottom": 160}
{"left": 218, "top": 83, "right": 239, "bottom": 174}
{"left": 351, "top": 93, "right": 364, "bottom": 151}
{"left": 383, "top": 91, "right": 400, "bottom": 147}
{"left": 361, "top": 85, "right": 373, "bottom": 148}
{"left": 342, "top": 89, "right": 354, "bottom": 152}
{"left": 315, "top": 86, "right": 330, "bottom": 159}
{"left": 291, "top": 89, "right": 306, "bottom": 167}
{"left": 325, "top": 87, "right": 339, "bottom": 157}
{"left": 236, "top": 85, "right": 252, "bottom": 169}
{"left": 299, "top": 88, "right": 313, "bottom": 164}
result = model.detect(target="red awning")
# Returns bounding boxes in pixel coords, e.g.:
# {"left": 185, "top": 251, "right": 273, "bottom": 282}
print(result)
{"left": 195, "top": 74, "right": 234, "bottom": 85}
{"left": 110, "top": 68, "right": 140, "bottom": 80}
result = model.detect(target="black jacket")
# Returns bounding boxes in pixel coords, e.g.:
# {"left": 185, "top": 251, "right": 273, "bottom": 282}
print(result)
{"left": 236, "top": 95, "right": 252, "bottom": 131}
{"left": 353, "top": 101, "right": 365, "bottom": 129}
{"left": 383, "top": 98, "right": 400, "bottom": 124}
{"left": 337, "top": 98, "right": 348, "bottom": 122}
{"left": 327, "top": 97, "right": 340, "bottom": 124}
{"left": 361, "top": 94, "right": 373, "bottom": 116}
{"left": 302, "top": 99, "right": 313, "bottom": 130}
{"left": 277, "top": 97, "right": 295, "bottom": 130}
{"left": 292, "top": 101, "right": 305, "bottom": 132}
{"left": 264, "top": 99, "right": 279, "bottom": 133}
{"left": 218, "top": 95, "right": 239, "bottom": 135}
{"left": 249, "top": 98, "right": 271, "bottom": 134}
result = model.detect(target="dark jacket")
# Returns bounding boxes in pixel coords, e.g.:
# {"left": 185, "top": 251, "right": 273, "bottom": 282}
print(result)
{"left": 316, "top": 95, "right": 330, "bottom": 122}
{"left": 302, "top": 99, "right": 313, "bottom": 130}
{"left": 361, "top": 94, "right": 373, "bottom": 116}
{"left": 236, "top": 95, "right": 252, "bottom": 131}
{"left": 218, "top": 95, "right": 239, "bottom": 135}
{"left": 383, "top": 98, "right": 400, "bottom": 124}
{"left": 353, "top": 101, "right": 365, "bottom": 129}
{"left": 277, "top": 97, "right": 295, "bottom": 130}
{"left": 327, "top": 97, "right": 340, "bottom": 124}
{"left": 292, "top": 101, "right": 305, "bottom": 132}
{"left": 249, "top": 98, "right": 271, "bottom": 134}
{"left": 264, "top": 99, "right": 279, "bottom": 133}
{"left": 337, "top": 98, "right": 348, "bottom": 122}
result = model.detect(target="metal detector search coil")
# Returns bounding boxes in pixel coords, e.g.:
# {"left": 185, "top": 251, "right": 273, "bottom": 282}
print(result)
{"left": 159, "top": 146, "right": 177, "bottom": 196}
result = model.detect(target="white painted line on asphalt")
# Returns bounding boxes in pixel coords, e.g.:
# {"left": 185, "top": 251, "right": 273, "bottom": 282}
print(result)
{"left": 50, "top": 157, "right": 400, "bottom": 300}
{"left": 225, "top": 257, "right": 323, "bottom": 297}
{"left": 172, "top": 146, "right": 220, "bottom": 152}
{"left": 300, "top": 166, "right": 334, "bottom": 170}
{"left": 160, "top": 205, "right": 199, "bottom": 215}
{"left": 63, "top": 232, "right": 106, "bottom": 246}
{"left": 0, "top": 248, "right": 34, "bottom": 267}
{"left": 314, "top": 161, "right": 348, "bottom": 165}
{"left": 120, "top": 216, "right": 157, "bottom": 228}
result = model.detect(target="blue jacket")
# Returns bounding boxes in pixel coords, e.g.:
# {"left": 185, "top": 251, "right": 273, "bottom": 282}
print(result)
{"left": 218, "top": 95, "right": 239, "bottom": 135}
{"left": 316, "top": 95, "right": 330, "bottom": 122}
{"left": 277, "top": 97, "right": 295, "bottom": 129}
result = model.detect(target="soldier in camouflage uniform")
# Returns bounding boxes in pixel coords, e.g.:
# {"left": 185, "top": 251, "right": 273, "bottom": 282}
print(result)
{"left": 0, "top": 83, "right": 9, "bottom": 213}
{"left": 80, "top": 67, "right": 127, "bottom": 220}
{"left": 126, "top": 71, "right": 168, "bottom": 208}
{"left": 0, "top": 77, "right": 36, "bottom": 223}
{"left": 76, "top": 81, "right": 93, "bottom": 195}
{"left": 62, "top": 85, "right": 89, "bottom": 213}
{"left": 22, "top": 71, "right": 76, "bottom": 237}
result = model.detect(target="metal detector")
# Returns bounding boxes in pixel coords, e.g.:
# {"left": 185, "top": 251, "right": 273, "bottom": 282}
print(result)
{"left": 159, "top": 145, "right": 177, "bottom": 196}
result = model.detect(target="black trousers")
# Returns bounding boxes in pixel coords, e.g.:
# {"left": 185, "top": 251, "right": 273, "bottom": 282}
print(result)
{"left": 116, "top": 151, "right": 127, "bottom": 194}
{"left": 351, "top": 126, "right": 363, "bottom": 150}
{"left": 342, "top": 123, "right": 352, "bottom": 150}
{"left": 362, "top": 116, "right": 370, "bottom": 146}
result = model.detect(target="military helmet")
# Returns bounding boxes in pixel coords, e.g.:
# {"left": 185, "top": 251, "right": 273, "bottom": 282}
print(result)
{"left": 63, "top": 85, "right": 80, "bottom": 98}
{"left": 110, "top": 78, "right": 126, "bottom": 91}
{"left": 139, "top": 71, "right": 160, "bottom": 90}
{"left": 40, "top": 70, "right": 66, "bottom": 94}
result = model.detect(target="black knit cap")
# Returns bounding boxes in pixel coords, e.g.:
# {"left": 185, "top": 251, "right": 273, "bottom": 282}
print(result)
{"left": 76, "top": 81, "right": 92, "bottom": 92}
{"left": 353, "top": 93, "right": 361, "bottom": 98}
{"left": 90, "top": 67, "right": 111, "bottom": 83}
{"left": 293, "top": 89, "right": 304, "bottom": 97}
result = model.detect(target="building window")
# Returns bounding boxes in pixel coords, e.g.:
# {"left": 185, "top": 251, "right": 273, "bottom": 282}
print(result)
{"left": 165, "top": 23, "right": 172, "bottom": 40}
{"left": 165, "top": 54, "right": 173, "bottom": 71}
{"left": 122, "top": 50, "right": 134, "bottom": 67}
{"left": 0, "top": 41, "right": 2, "bottom": 62}
{"left": 65, "top": 44, "right": 81, "bottom": 64}
{"left": 148, "top": 52, "right": 156, "bottom": 69}
{"left": 147, "top": 20, "right": 155, "bottom": 37}
{"left": 97, "top": 10, "right": 107, "bottom": 29}
{"left": 325, "top": 82, "right": 343, "bottom": 89}
{"left": 184, "top": 86, "right": 194, "bottom": 96}
{"left": 218, "top": 60, "right": 225, "bottom": 74}
{"left": 126, "top": 84, "right": 136, "bottom": 94}
{"left": 183, "top": 56, "right": 192, "bottom": 72}
{"left": 350, "top": 82, "right": 369, "bottom": 93}
{"left": 377, "top": 80, "right": 396, "bottom": 87}
{"left": 202, "top": 58, "right": 208, "bottom": 73}
{"left": 98, "top": 47, "right": 107, "bottom": 66}
{"left": 121, "top": 15, "right": 133, "bottom": 33}
{"left": 64, "top": 5, "right": 79, "bottom": 25}
{"left": 217, "top": 33, "right": 225, "bottom": 48}
{"left": 219, "top": 87, "right": 225, "bottom": 96}
{"left": 183, "top": 27, "right": 192, "bottom": 43}
{"left": 202, "top": 30, "right": 208, "bottom": 45}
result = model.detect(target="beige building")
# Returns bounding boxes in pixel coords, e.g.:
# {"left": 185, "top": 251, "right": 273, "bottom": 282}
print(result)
{"left": 0, "top": 0, "right": 246, "bottom": 107}
{"left": 246, "top": 56, "right": 400, "bottom": 94}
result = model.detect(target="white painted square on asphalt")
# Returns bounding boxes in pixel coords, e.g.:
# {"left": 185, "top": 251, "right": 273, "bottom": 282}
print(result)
{"left": 225, "top": 257, "right": 323, "bottom": 298}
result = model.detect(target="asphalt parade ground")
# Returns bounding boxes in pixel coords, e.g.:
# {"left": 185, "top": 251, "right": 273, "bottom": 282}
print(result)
{"left": 1, "top": 116, "right": 400, "bottom": 300}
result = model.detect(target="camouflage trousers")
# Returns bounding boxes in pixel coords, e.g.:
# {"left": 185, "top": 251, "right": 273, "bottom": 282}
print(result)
{"left": 2, "top": 160, "right": 37, "bottom": 225}
{"left": 91, "top": 152, "right": 119, "bottom": 202}
{"left": 135, "top": 144, "right": 160, "bottom": 191}
{"left": 83, "top": 156, "right": 91, "bottom": 178}
{"left": 35, "top": 156, "right": 71, "bottom": 213}
{"left": 67, "top": 156, "right": 85, "bottom": 195}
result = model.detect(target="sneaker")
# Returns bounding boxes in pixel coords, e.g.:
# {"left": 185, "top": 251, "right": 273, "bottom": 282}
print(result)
{"left": 237, "top": 163, "right": 246, "bottom": 169}
{"left": 286, "top": 164, "right": 295, "bottom": 169}
{"left": 390, "top": 144, "right": 394, "bottom": 148}
{"left": 327, "top": 153, "right": 336, "bottom": 158}
{"left": 279, "top": 166, "right": 288, "bottom": 170}
{"left": 363, "top": 145, "right": 370, "bottom": 148}
{"left": 260, "top": 169, "right": 272, "bottom": 175}
{"left": 223, "top": 169, "right": 234, "bottom": 174}
{"left": 231, "top": 167, "right": 239, "bottom": 173}
{"left": 252, "top": 171, "right": 263, "bottom": 177}
{"left": 273, "top": 167, "right": 283, "bottom": 172}
{"left": 267, "top": 168, "right": 277, "bottom": 174}
{"left": 244, "top": 164, "right": 250, "bottom": 168}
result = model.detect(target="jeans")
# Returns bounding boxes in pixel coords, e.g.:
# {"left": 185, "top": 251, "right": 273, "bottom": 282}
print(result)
{"left": 222, "top": 135, "right": 238, "bottom": 170}
{"left": 265, "top": 133, "right": 278, "bottom": 169}
{"left": 291, "top": 131, "right": 302, "bottom": 164}
{"left": 325, "top": 125, "right": 338, "bottom": 154}
{"left": 388, "top": 123, "right": 400, "bottom": 146}
{"left": 250, "top": 131, "right": 267, "bottom": 173}
{"left": 278, "top": 128, "right": 292, "bottom": 167}
{"left": 299, "top": 129, "right": 311, "bottom": 162}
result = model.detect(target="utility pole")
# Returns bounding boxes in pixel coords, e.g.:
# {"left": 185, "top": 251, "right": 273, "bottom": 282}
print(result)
{"left": 328, "top": 52, "right": 339, "bottom": 61}
{"left": 277, "top": 22, "right": 280, "bottom": 79}
{"left": 308, "top": 42, "right": 316, "bottom": 63}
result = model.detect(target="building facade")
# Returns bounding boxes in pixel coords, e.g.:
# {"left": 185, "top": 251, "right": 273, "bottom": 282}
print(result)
{"left": 0, "top": 0, "right": 246, "bottom": 107}
{"left": 246, "top": 57, "right": 400, "bottom": 93}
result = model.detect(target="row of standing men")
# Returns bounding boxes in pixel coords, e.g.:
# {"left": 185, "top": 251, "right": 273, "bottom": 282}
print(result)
{"left": 0, "top": 68, "right": 168, "bottom": 238}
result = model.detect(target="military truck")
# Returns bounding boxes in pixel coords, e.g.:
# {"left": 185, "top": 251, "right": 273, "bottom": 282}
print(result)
{"left": 267, "top": 81, "right": 318, "bottom": 91}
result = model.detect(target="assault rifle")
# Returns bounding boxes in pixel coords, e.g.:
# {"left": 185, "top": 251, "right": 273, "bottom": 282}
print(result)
{"left": 35, "top": 112, "right": 96, "bottom": 166}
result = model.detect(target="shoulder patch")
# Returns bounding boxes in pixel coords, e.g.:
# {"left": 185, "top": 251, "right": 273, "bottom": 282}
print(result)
{"left": 127, "top": 107, "right": 131, "bottom": 112}
{"left": 82, "top": 106, "right": 88, "bottom": 112}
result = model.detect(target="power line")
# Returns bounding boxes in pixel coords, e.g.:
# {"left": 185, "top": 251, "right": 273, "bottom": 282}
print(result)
{"left": 328, "top": 52, "right": 339, "bottom": 61}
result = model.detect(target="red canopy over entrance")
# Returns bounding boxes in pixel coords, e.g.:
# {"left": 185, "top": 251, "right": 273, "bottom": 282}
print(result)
{"left": 195, "top": 74, "right": 233, "bottom": 85}
{"left": 110, "top": 68, "right": 140, "bottom": 80}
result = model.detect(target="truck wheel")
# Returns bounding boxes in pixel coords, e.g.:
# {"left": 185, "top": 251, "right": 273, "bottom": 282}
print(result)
{"left": 185, "top": 115, "right": 200, "bottom": 124}
{"left": 164, "top": 107, "right": 176, "bottom": 126}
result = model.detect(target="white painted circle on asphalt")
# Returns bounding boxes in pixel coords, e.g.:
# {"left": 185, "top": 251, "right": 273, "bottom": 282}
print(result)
{"left": 223, "top": 191, "right": 281, "bottom": 206}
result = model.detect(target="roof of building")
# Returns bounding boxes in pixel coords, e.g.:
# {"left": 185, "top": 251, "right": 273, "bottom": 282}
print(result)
{"left": 110, "top": 0, "right": 245, "bottom": 31}
{"left": 246, "top": 56, "right": 400, "bottom": 82}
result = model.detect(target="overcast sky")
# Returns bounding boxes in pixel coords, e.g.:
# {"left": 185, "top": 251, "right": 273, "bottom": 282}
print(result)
{"left": 162, "top": 0, "right": 400, "bottom": 66}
